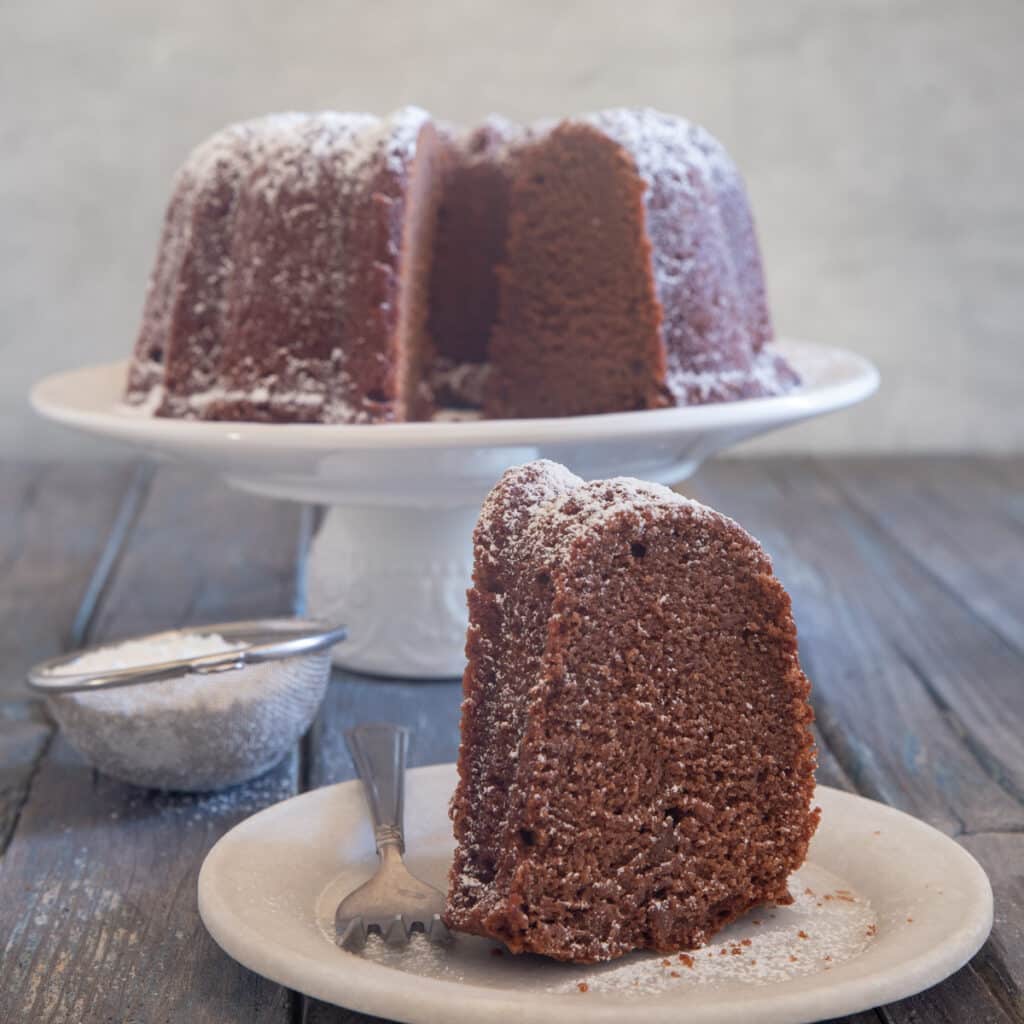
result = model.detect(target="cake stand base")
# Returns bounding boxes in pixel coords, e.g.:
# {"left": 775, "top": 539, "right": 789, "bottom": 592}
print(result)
{"left": 306, "top": 503, "right": 479, "bottom": 678}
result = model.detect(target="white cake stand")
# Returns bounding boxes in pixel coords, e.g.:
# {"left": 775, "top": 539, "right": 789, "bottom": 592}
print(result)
{"left": 31, "top": 338, "right": 877, "bottom": 678}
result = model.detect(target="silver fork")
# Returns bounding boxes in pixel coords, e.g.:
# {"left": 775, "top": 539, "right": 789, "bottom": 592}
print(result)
{"left": 335, "top": 722, "right": 450, "bottom": 949}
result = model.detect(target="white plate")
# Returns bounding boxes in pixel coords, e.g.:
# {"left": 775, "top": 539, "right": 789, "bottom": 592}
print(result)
{"left": 31, "top": 339, "right": 876, "bottom": 505}
{"left": 31, "top": 338, "right": 880, "bottom": 676}
{"left": 198, "top": 764, "right": 992, "bottom": 1024}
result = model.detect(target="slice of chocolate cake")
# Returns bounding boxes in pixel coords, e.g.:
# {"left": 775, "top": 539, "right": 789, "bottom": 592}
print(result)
{"left": 446, "top": 460, "right": 819, "bottom": 963}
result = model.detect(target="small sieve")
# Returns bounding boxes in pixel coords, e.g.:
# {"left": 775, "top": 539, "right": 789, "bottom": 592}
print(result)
{"left": 27, "top": 619, "right": 346, "bottom": 792}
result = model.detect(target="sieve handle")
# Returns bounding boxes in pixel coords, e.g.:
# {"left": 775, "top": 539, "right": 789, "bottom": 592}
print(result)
{"left": 344, "top": 723, "right": 410, "bottom": 855}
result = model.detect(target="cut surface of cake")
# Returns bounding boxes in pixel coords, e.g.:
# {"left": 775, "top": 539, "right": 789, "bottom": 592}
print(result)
{"left": 126, "top": 107, "right": 799, "bottom": 423}
{"left": 445, "top": 460, "right": 819, "bottom": 963}
{"left": 485, "top": 109, "right": 796, "bottom": 417}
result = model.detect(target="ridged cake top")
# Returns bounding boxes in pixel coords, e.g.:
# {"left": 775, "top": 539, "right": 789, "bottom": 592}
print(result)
{"left": 177, "top": 106, "right": 430, "bottom": 202}
{"left": 581, "top": 108, "right": 736, "bottom": 191}
{"left": 128, "top": 106, "right": 433, "bottom": 422}
{"left": 475, "top": 459, "right": 753, "bottom": 576}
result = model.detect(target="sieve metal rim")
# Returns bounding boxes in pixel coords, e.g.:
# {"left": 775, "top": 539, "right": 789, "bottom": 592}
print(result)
{"left": 26, "top": 619, "right": 347, "bottom": 694}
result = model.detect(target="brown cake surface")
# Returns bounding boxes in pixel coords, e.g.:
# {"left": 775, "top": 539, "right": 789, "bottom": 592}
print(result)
{"left": 126, "top": 107, "right": 798, "bottom": 423}
{"left": 127, "top": 108, "right": 441, "bottom": 423}
{"left": 486, "top": 110, "right": 796, "bottom": 417}
{"left": 446, "top": 460, "right": 819, "bottom": 962}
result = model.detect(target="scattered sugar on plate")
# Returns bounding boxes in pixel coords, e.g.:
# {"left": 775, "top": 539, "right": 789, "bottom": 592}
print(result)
{"left": 346, "top": 862, "right": 876, "bottom": 998}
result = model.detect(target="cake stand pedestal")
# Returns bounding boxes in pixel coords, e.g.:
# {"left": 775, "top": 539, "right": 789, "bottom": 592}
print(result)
{"left": 31, "top": 339, "right": 878, "bottom": 679}
{"left": 305, "top": 504, "right": 478, "bottom": 677}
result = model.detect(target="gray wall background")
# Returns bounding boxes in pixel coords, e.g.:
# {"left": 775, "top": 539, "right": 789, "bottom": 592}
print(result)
{"left": 3, "top": 0, "right": 1021, "bottom": 457}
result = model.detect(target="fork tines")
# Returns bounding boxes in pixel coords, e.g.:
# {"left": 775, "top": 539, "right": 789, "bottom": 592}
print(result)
{"left": 337, "top": 912, "right": 451, "bottom": 950}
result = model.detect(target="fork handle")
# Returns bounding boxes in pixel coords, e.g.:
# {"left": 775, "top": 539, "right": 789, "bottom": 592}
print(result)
{"left": 345, "top": 723, "right": 409, "bottom": 855}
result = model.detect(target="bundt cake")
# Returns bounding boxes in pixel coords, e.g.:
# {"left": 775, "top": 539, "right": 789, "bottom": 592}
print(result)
{"left": 126, "top": 108, "right": 798, "bottom": 423}
{"left": 445, "top": 460, "right": 819, "bottom": 962}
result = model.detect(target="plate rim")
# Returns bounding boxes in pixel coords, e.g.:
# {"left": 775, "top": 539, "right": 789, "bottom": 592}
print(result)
{"left": 197, "top": 763, "right": 992, "bottom": 1024}
{"left": 31, "top": 338, "right": 879, "bottom": 453}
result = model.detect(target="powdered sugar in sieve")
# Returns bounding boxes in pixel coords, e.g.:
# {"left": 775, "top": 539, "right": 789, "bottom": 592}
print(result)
{"left": 33, "top": 622, "right": 343, "bottom": 792}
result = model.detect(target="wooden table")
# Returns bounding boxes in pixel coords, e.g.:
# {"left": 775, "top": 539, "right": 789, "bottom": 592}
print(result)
{"left": 1, "top": 457, "right": 1021, "bottom": 1023}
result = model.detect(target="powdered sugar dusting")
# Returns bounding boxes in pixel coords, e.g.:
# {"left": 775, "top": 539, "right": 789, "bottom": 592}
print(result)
{"left": 47, "top": 648, "right": 330, "bottom": 790}
{"left": 546, "top": 864, "right": 874, "bottom": 994}
{"left": 578, "top": 108, "right": 796, "bottom": 396}
{"left": 56, "top": 631, "right": 241, "bottom": 677}
{"left": 128, "top": 104, "right": 797, "bottom": 424}
{"left": 668, "top": 347, "right": 801, "bottom": 404}
{"left": 126, "top": 107, "right": 431, "bottom": 424}
{"left": 355, "top": 862, "right": 876, "bottom": 997}
{"left": 477, "top": 460, "right": 727, "bottom": 571}
{"left": 179, "top": 107, "right": 428, "bottom": 207}
{"left": 581, "top": 108, "right": 734, "bottom": 193}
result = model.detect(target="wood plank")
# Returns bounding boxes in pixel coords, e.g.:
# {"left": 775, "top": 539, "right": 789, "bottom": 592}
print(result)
{"left": 0, "top": 701, "right": 51, "bottom": 852}
{"left": 821, "top": 457, "right": 1024, "bottom": 655}
{"left": 0, "top": 460, "right": 143, "bottom": 701}
{"left": 0, "top": 461, "right": 145, "bottom": 858}
{"left": 960, "top": 833, "right": 1024, "bottom": 1017}
{"left": 974, "top": 457, "right": 1024, "bottom": 526}
{"left": 685, "top": 459, "right": 1024, "bottom": 836}
{"left": 877, "top": 962, "right": 1018, "bottom": 1024}
{"left": 307, "top": 672, "right": 463, "bottom": 789}
{"left": 0, "top": 466, "right": 306, "bottom": 1024}
{"left": 0, "top": 737, "right": 298, "bottom": 1023}
{"left": 86, "top": 466, "right": 307, "bottom": 640}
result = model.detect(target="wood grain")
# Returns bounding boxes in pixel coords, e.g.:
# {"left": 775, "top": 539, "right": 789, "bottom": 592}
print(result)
{"left": 822, "top": 458, "right": 1024, "bottom": 654}
{"left": 0, "top": 460, "right": 143, "bottom": 700}
{"left": 0, "top": 461, "right": 146, "bottom": 859}
{"left": 308, "top": 672, "right": 463, "bottom": 789}
{"left": 0, "top": 701, "right": 51, "bottom": 853}
{"left": 960, "top": 833, "right": 1024, "bottom": 1018}
{"left": 0, "top": 467, "right": 305, "bottom": 1024}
